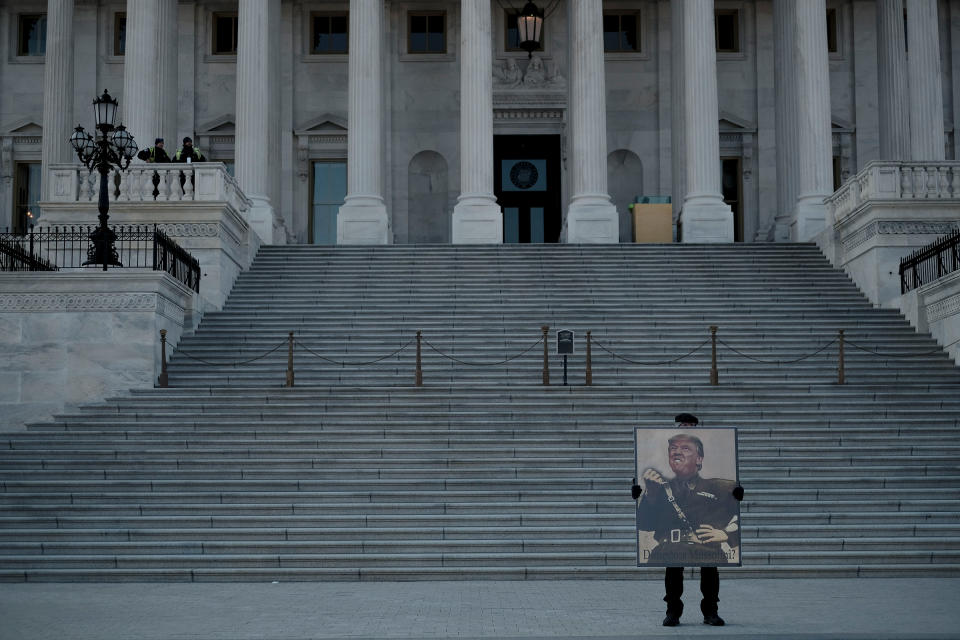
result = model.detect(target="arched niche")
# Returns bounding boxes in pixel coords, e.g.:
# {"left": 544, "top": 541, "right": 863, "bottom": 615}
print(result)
{"left": 607, "top": 149, "right": 644, "bottom": 242}
{"left": 408, "top": 151, "right": 449, "bottom": 244}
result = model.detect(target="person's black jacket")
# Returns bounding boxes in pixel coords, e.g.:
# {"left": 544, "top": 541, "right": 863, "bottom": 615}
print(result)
{"left": 136, "top": 146, "right": 171, "bottom": 163}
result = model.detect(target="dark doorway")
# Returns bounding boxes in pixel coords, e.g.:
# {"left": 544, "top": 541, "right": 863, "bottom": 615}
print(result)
{"left": 494, "top": 135, "right": 562, "bottom": 243}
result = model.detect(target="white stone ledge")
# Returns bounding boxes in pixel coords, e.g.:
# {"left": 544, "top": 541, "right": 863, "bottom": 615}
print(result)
{"left": 896, "top": 270, "right": 960, "bottom": 365}
{"left": 0, "top": 272, "right": 197, "bottom": 432}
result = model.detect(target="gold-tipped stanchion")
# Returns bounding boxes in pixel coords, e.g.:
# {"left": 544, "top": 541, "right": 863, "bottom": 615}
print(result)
{"left": 838, "top": 329, "right": 845, "bottom": 385}
{"left": 585, "top": 330, "right": 592, "bottom": 386}
{"left": 157, "top": 329, "right": 169, "bottom": 388}
{"left": 542, "top": 325, "right": 550, "bottom": 386}
{"left": 416, "top": 330, "right": 423, "bottom": 387}
{"left": 286, "top": 331, "right": 295, "bottom": 387}
{"left": 710, "top": 325, "right": 719, "bottom": 385}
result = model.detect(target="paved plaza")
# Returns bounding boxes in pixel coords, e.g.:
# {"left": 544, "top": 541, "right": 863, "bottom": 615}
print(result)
{"left": 1, "top": 578, "right": 957, "bottom": 639}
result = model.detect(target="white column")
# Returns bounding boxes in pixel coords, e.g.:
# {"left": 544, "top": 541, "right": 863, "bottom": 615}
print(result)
{"left": 791, "top": 0, "right": 833, "bottom": 241}
{"left": 565, "top": 0, "right": 618, "bottom": 243}
{"left": 337, "top": 0, "right": 390, "bottom": 244}
{"left": 452, "top": 0, "right": 501, "bottom": 244}
{"left": 773, "top": 0, "right": 798, "bottom": 241}
{"left": 679, "top": 0, "right": 733, "bottom": 243}
{"left": 122, "top": 0, "right": 178, "bottom": 151}
{"left": 236, "top": 0, "right": 286, "bottom": 244}
{"left": 40, "top": 0, "right": 74, "bottom": 202}
{"left": 906, "top": 0, "right": 945, "bottom": 160}
{"left": 877, "top": 0, "right": 909, "bottom": 160}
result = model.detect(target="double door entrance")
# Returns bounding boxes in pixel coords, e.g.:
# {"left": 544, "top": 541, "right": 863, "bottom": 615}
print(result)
{"left": 494, "top": 135, "right": 562, "bottom": 243}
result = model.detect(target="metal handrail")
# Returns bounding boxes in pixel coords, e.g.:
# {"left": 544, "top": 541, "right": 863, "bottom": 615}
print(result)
{"left": 900, "top": 228, "right": 960, "bottom": 293}
{"left": 0, "top": 224, "right": 201, "bottom": 293}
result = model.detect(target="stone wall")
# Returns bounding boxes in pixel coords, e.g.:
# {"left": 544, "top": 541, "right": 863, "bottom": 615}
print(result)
{"left": 0, "top": 272, "right": 197, "bottom": 431}
{"left": 897, "top": 270, "right": 960, "bottom": 365}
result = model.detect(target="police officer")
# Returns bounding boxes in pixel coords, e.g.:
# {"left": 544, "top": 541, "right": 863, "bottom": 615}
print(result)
{"left": 631, "top": 413, "right": 745, "bottom": 627}
{"left": 136, "top": 138, "right": 170, "bottom": 163}
{"left": 173, "top": 137, "right": 206, "bottom": 163}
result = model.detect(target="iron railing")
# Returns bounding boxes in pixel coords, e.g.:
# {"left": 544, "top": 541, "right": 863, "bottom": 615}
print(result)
{"left": 900, "top": 228, "right": 960, "bottom": 293}
{"left": 0, "top": 225, "right": 201, "bottom": 293}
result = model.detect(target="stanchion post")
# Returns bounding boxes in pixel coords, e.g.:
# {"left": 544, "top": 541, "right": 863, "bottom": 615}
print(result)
{"left": 415, "top": 330, "right": 423, "bottom": 387}
{"left": 838, "top": 329, "right": 845, "bottom": 385}
{"left": 286, "top": 331, "right": 295, "bottom": 388}
{"left": 585, "top": 330, "right": 592, "bottom": 386}
{"left": 541, "top": 325, "right": 550, "bottom": 386}
{"left": 157, "top": 329, "right": 169, "bottom": 388}
{"left": 710, "top": 325, "right": 719, "bottom": 385}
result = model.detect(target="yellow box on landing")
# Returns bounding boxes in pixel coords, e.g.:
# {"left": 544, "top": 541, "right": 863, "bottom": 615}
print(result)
{"left": 631, "top": 203, "right": 673, "bottom": 243}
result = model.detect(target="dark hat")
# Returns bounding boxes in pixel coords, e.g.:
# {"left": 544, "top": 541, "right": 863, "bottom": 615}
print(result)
{"left": 155, "top": 138, "right": 164, "bottom": 144}
{"left": 674, "top": 413, "right": 699, "bottom": 425}
{"left": 183, "top": 136, "right": 193, "bottom": 144}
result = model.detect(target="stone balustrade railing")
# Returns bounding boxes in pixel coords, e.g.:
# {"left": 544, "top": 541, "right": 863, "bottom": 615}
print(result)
{"left": 826, "top": 161, "right": 960, "bottom": 223}
{"left": 46, "top": 162, "right": 251, "bottom": 215}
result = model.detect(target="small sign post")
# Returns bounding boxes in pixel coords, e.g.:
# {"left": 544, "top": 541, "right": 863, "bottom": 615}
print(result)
{"left": 556, "top": 329, "right": 574, "bottom": 386}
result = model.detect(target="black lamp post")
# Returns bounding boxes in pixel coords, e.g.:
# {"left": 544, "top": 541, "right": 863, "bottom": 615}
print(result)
{"left": 69, "top": 89, "right": 138, "bottom": 270}
{"left": 517, "top": 1, "right": 544, "bottom": 58}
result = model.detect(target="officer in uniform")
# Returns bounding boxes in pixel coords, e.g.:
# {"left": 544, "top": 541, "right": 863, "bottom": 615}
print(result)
{"left": 136, "top": 138, "right": 170, "bottom": 163}
{"left": 631, "top": 413, "right": 744, "bottom": 627}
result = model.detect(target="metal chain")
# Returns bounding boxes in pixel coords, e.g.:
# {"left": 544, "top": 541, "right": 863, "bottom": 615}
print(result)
{"left": 173, "top": 339, "right": 287, "bottom": 367}
{"left": 421, "top": 335, "right": 544, "bottom": 366}
{"left": 294, "top": 337, "right": 415, "bottom": 367}
{"left": 843, "top": 334, "right": 960, "bottom": 359}
{"left": 591, "top": 338, "right": 710, "bottom": 366}
{"left": 717, "top": 337, "right": 838, "bottom": 365}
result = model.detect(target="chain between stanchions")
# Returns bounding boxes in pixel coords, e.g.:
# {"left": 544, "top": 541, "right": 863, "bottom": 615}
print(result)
{"left": 294, "top": 337, "right": 415, "bottom": 367}
{"left": 843, "top": 334, "right": 960, "bottom": 358}
{"left": 173, "top": 339, "right": 288, "bottom": 367}
{"left": 716, "top": 337, "right": 839, "bottom": 365}
{"left": 421, "top": 335, "right": 545, "bottom": 366}
{"left": 590, "top": 338, "right": 711, "bottom": 366}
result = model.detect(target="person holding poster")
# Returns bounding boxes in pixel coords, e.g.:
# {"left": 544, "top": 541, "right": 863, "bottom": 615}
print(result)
{"left": 632, "top": 413, "right": 744, "bottom": 627}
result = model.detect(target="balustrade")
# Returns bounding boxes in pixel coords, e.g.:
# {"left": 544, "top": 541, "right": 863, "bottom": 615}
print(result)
{"left": 46, "top": 162, "right": 251, "bottom": 215}
{"left": 826, "top": 161, "right": 960, "bottom": 222}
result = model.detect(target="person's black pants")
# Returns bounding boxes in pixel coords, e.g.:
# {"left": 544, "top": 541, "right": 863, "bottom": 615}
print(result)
{"left": 664, "top": 566, "right": 719, "bottom": 617}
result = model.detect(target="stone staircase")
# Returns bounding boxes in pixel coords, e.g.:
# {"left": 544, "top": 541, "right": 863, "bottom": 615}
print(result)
{"left": 1, "top": 243, "right": 959, "bottom": 582}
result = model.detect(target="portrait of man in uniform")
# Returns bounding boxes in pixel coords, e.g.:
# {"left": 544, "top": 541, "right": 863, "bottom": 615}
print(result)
{"left": 634, "top": 427, "right": 741, "bottom": 567}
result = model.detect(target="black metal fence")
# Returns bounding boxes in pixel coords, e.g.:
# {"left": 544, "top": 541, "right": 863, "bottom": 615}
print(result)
{"left": 900, "top": 228, "right": 960, "bottom": 294}
{"left": 0, "top": 225, "right": 201, "bottom": 293}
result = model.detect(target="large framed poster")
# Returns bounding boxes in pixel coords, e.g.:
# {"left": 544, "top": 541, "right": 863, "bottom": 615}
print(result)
{"left": 634, "top": 427, "right": 741, "bottom": 567}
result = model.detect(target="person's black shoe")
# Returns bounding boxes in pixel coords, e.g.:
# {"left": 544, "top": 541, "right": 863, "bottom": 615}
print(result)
{"left": 662, "top": 614, "right": 681, "bottom": 627}
{"left": 702, "top": 614, "right": 725, "bottom": 626}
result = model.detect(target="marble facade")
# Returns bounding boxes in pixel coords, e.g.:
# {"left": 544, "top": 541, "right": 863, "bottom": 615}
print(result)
{"left": 0, "top": 1, "right": 958, "bottom": 245}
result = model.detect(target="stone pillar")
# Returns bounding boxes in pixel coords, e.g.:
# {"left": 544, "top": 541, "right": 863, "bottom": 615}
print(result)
{"left": 452, "top": 0, "right": 501, "bottom": 244}
{"left": 236, "top": 0, "right": 286, "bottom": 244}
{"left": 40, "top": 0, "right": 74, "bottom": 202}
{"left": 564, "top": 0, "right": 618, "bottom": 243}
{"left": 679, "top": 0, "right": 733, "bottom": 243}
{"left": 791, "top": 0, "right": 833, "bottom": 241}
{"left": 122, "top": 0, "right": 178, "bottom": 151}
{"left": 877, "top": 0, "right": 909, "bottom": 160}
{"left": 773, "top": 0, "right": 798, "bottom": 241}
{"left": 906, "top": 0, "right": 945, "bottom": 160}
{"left": 337, "top": 0, "right": 390, "bottom": 244}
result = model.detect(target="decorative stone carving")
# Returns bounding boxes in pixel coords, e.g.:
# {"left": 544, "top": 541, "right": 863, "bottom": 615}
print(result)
{"left": 0, "top": 293, "right": 157, "bottom": 312}
{"left": 493, "top": 58, "right": 523, "bottom": 88}
{"left": 492, "top": 56, "right": 565, "bottom": 90}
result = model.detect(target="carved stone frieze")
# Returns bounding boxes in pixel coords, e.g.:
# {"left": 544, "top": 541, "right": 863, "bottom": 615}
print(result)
{"left": 0, "top": 293, "right": 157, "bottom": 312}
{"left": 842, "top": 220, "right": 960, "bottom": 252}
{"left": 927, "top": 295, "right": 960, "bottom": 323}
